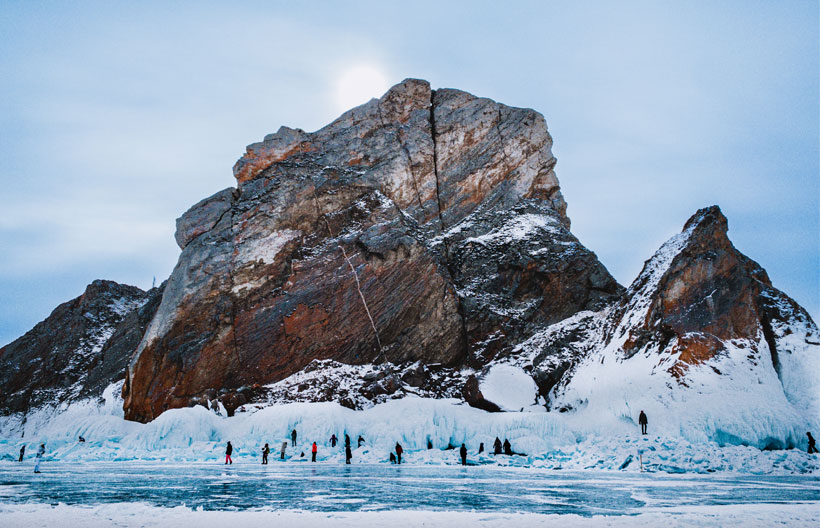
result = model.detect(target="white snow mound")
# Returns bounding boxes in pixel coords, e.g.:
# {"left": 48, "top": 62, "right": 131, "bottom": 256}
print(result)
{"left": 480, "top": 365, "right": 538, "bottom": 411}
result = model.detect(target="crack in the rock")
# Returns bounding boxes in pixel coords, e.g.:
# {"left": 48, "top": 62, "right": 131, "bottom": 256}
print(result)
{"left": 429, "top": 90, "right": 448, "bottom": 241}
{"left": 307, "top": 175, "right": 384, "bottom": 354}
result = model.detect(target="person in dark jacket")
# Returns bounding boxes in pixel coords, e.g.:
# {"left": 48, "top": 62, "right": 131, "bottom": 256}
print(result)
{"left": 358, "top": 435, "right": 365, "bottom": 447}
{"left": 345, "top": 444, "right": 352, "bottom": 464}
{"left": 493, "top": 437, "right": 502, "bottom": 455}
{"left": 18, "top": 445, "right": 25, "bottom": 462}
{"left": 389, "top": 452, "right": 397, "bottom": 463}
{"left": 225, "top": 441, "right": 233, "bottom": 464}
{"left": 311, "top": 442, "right": 318, "bottom": 462}
{"left": 330, "top": 434, "right": 337, "bottom": 448}
{"left": 460, "top": 443, "right": 468, "bottom": 466}
{"left": 808, "top": 432, "right": 818, "bottom": 454}
{"left": 345, "top": 434, "right": 351, "bottom": 448}
{"left": 262, "top": 443, "right": 270, "bottom": 464}
{"left": 478, "top": 442, "right": 484, "bottom": 454}
{"left": 291, "top": 429, "right": 297, "bottom": 447}
{"left": 503, "top": 439, "right": 512, "bottom": 456}
{"left": 427, "top": 439, "right": 433, "bottom": 450}
{"left": 639, "top": 411, "right": 648, "bottom": 435}
{"left": 395, "top": 442, "right": 404, "bottom": 464}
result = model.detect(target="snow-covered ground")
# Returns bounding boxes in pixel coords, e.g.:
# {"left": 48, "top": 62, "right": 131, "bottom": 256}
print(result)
{"left": 1, "top": 384, "right": 818, "bottom": 474}
{"left": 2, "top": 502, "right": 819, "bottom": 527}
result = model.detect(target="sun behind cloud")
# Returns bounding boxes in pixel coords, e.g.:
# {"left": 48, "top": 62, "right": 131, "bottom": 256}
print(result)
{"left": 335, "top": 65, "right": 390, "bottom": 112}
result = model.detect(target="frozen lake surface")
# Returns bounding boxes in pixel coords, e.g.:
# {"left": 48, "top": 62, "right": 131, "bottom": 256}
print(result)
{"left": 1, "top": 461, "right": 818, "bottom": 515}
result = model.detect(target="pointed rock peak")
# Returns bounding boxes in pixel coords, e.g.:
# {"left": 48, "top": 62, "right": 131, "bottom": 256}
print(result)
{"left": 377, "top": 78, "right": 432, "bottom": 122}
{"left": 682, "top": 205, "right": 728, "bottom": 238}
{"left": 81, "top": 280, "right": 145, "bottom": 303}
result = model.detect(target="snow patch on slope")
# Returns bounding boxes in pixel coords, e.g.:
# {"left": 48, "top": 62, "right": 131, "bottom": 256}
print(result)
{"left": 463, "top": 213, "right": 560, "bottom": 247}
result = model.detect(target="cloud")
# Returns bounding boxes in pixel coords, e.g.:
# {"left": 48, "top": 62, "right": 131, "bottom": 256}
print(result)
{"left": 0, "top": 0, "right": 817, "bottom": 345}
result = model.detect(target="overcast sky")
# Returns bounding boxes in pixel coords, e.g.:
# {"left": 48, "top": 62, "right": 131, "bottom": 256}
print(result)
{"left": 1, "top": 0, "right": 817, "bottom": 346}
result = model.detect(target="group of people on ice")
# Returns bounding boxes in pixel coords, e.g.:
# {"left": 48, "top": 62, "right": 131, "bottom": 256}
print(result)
{"left": 220, "top": 428, "right": 530, "bottom": 466}
{"left": 19, "top": 409, "right": 816, "bottom": 472}
{"left": 219, "top": 411, "right": 818, "bottom": 467}
{"left": 16, "top": 443, "right": 46, "bottom": 473}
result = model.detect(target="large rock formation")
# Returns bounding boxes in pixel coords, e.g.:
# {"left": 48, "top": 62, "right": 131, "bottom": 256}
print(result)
{"left": 3, "top": 80, "right": 815, "bottom": 444}
{"left": 122, "top": 79, "right": 621, "bottom": 422}
{"left": 0, "top": 280, "right": 163, "bottom": 415}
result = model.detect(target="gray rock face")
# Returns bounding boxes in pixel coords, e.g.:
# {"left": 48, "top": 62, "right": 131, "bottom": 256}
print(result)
{"left": 123, "top": 78, "right": 621, "bottom": 422}
{"left": 175, "top": 188, "right": 237, "bottom": 250}
{"left": 0, "top": 280, "right": 163, "bottom": 415}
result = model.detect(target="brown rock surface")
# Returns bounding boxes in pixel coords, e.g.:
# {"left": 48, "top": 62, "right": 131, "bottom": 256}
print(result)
{"left": 123, "top": 79, "right": 621, "bottom": 422}
{"left": 616, "top": 206, "right": 807, "bottom": 376}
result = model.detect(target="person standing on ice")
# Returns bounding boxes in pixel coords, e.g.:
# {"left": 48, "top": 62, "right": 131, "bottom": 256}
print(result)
{"left": 639, "top": 411, "right": 648, "bottom": 435}
{"left": 503, "top": 439, "right": 512, "bottom": 455}
{"left": 493, "top": 437, "right": 502, "bottom": 455}
{"left": 18, "top": 445, "right": 25, "bottom": 462}
{"left": 460, "top": 443, "right": 468, "bottom": 466}
{"left": 345, "top": 444, "right": 352, "bottom": 464}
{"left": 34, "top": 443, "right": 45, "bottom": 473}
{"left": 262, "top": 443, "right": 270, "bottom": 464}
{"left": 395, "top": 442, "right": 403, "bottom": 464}
{"left": 291, "top": 429, "right": 297, "bottom": 447}
{"left": 345, "top": 434, "right": 351, "bottom": 448}
{"left": 358, "top": 435, "right": 365, "bottom": 448}
{"left": 330, "top": 434, "right": 337, "bottom": 448}
{"left": 280, "top": 441, "right": 287, "bottom": 460}
{"left": 808, "top": 432, "right": 818, "bottom": 454}
{"left": 225, "top": 441, "right": 233, "bottom": 464}
{"left": 311, "top": 442, "right": 318, "bottom": 462}
{"left": 478, "top": 442, "right": 484, "bottom": 454}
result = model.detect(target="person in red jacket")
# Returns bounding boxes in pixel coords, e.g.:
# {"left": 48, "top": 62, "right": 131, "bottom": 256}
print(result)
{"left": 311, "top": 442, "right": 318, "bottom": 462}
{"left": 395, "top": 442, "right": 403, "bottom": 464}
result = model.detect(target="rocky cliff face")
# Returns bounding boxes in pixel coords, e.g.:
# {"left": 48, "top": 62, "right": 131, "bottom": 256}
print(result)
{"left": 122, "top": 79, "right": 621, "bottom": 422}
{"left": 535, "top": 207, "right": 820, "bottom": 447}
{"left": 0, "top": 280, "right": 163, "bottom": 415}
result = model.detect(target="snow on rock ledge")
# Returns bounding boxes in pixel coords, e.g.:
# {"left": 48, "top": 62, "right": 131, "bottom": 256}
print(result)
{"left": 479, "top": 365, "right": 538, "bottom": 411}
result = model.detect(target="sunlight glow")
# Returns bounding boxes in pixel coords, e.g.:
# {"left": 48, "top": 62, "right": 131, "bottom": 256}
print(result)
{"left": 335, "top": 66, "right": 390, "bottom": 112}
